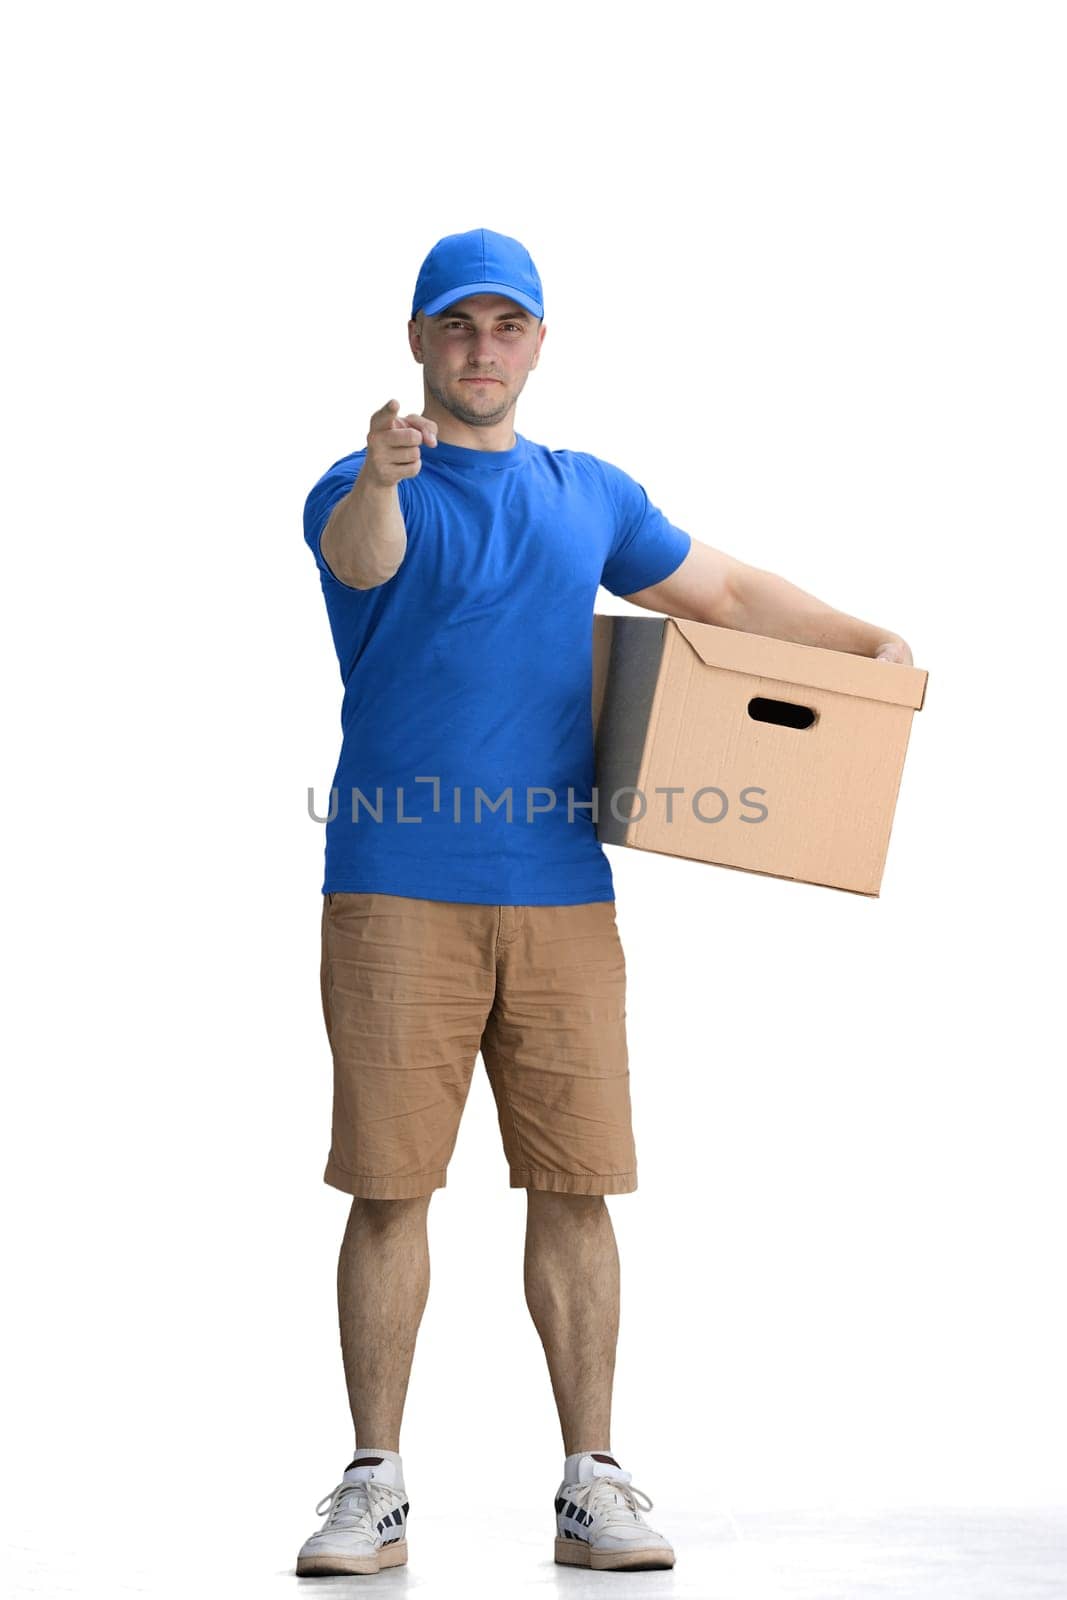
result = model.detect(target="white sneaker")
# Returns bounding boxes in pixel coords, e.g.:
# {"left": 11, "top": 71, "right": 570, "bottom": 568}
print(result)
{"left": 296, "top": 1451, "right": 409, "bottom": 1576}
{"left": 554, "top": 1450, "right": 675, "bottom": 1570}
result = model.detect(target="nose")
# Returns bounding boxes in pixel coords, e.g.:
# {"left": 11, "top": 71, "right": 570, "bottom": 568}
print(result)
{"left": 467, "top": 328, "right": 498, "bottom": 366}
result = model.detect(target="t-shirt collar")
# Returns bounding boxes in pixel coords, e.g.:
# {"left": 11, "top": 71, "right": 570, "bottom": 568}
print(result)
{"left": 423, "top": 432, "right": 529, "bottom": 471}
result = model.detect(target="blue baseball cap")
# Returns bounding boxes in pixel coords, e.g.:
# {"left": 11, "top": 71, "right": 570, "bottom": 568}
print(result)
{"left": 411, "top": 228, "right": 544, "bottom": 321}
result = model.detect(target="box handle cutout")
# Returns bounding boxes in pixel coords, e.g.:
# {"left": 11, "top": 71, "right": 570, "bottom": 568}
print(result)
{"left": 747, "top": 696, "right": 817, "bottom": 730}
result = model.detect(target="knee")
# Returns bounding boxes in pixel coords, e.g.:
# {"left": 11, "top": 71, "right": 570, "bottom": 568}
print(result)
{"left": 350, "top": 1192, "right": 432, "bottom": 1216}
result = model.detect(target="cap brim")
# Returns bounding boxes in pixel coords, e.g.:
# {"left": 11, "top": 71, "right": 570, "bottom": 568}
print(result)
{"left": 418, "top": 281, "right": 543, "bottom": 319}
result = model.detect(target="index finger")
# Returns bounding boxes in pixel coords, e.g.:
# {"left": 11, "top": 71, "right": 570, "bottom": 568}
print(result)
{"left": 368, "top": 398, "right": 402, "bottom": 432}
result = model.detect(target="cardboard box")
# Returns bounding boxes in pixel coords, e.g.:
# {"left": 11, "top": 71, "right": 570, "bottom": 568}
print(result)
{"left": 591, "top": 613, "right": 928, "bottom": 896}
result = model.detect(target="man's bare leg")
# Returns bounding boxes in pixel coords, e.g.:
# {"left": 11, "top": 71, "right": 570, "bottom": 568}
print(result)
{"left": 523, "top": 1191, "right": 620, "bottom": 1456}
{"left": 337, "top": 1194, "right": 432, "bottom": 1451}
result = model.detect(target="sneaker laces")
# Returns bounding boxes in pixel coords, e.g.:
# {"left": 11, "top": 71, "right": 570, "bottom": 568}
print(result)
{"left": 569, "top": 1471, "right": 746, "bottom": 1544}
{"left": 569, "top": 1473, "right": 656, "bottom": 1530}
{"left": 313, "top": 1477, "right": 400, "bottom": 1541}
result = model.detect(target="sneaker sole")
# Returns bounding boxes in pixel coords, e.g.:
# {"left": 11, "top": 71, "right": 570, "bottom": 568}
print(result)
{"left": 296, "top": 1537, "right": 408, "bottom": 1576}
{"left": 555, "top": 1534, "right": 674, "bottom": 1571}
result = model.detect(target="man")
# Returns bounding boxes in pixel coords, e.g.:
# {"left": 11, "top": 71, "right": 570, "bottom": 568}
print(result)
{"left": 297, "top": 228, "right": 912, "bottom": 1579}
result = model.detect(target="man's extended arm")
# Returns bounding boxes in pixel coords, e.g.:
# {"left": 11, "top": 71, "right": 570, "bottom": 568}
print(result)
{"left": 321, "top": 472, "right": 407, "bottom": 590}
{"left": 622, "top": 539, "right": 913, "bottom": 665}
{"left": 319, "top": 398, "right": 438, "bottom": 589}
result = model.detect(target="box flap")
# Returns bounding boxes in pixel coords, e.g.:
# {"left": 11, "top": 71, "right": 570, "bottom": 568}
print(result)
{"left": 670, "top": 616, "right": 927, "bottom": 710}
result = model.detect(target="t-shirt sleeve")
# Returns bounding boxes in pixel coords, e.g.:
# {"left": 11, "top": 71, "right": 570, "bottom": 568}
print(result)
{"left": 596, "top": 457, "right": 693, "bottom": 598}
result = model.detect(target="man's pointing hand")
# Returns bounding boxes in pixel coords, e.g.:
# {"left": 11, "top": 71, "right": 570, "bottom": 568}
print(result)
{"left": 364, "top": 398, "right": 438, "bottom": 488}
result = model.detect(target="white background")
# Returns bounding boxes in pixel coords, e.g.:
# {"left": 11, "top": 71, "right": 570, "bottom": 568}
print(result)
{"left": 4, "top": 0, "right": 1065, "bottom": 1592}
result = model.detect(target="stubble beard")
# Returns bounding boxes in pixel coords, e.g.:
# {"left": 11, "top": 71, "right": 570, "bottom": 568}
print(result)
{"left": 426, "top": 368, "right": 515, "bottom": 430}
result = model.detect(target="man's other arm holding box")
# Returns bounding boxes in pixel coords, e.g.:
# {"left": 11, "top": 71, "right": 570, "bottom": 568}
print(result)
{"left": 622, "top": 539, "right": 914, "bottom": 667}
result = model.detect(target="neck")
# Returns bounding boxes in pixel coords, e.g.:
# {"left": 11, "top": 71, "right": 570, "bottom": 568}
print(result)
{"left": 423, "top": 399, "right": 519, "bottom": 453}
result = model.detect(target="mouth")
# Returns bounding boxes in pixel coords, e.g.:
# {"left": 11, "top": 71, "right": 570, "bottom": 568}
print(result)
{"left": 461, "top": 377, "right": 501, "bottom": 384}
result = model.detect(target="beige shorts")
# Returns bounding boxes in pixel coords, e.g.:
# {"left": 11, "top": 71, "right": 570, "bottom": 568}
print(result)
{"left": 319, "top": 892, "right": 636, "bottom": 1198}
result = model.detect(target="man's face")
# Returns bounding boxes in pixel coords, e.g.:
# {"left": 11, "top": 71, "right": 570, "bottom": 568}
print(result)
{"left": 409, "top": 293, "right": 545, "bottom": 428}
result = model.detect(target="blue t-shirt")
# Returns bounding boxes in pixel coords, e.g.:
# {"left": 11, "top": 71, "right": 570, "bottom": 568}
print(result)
{"left": 303, "top": 432, "right": 691, "bottom": 905}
